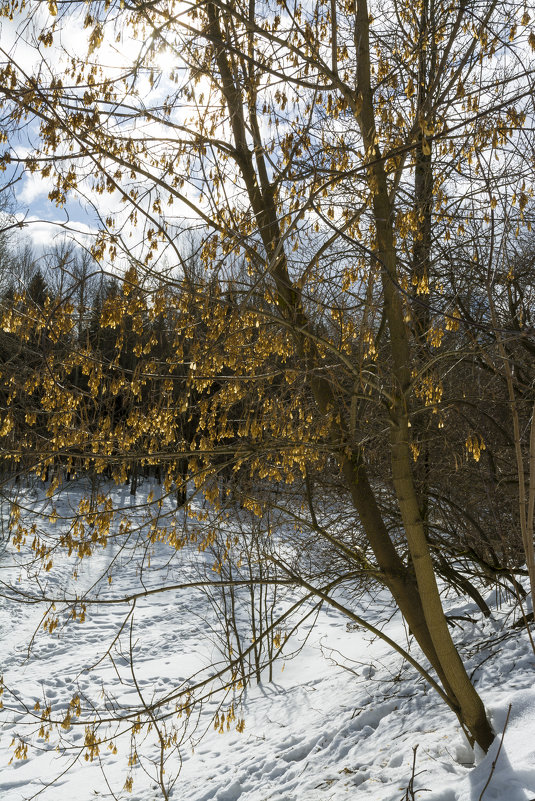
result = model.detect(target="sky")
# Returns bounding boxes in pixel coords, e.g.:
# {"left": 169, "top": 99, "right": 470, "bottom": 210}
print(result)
{"left": 0, "top": 2, "right": 155, "bottom": 256}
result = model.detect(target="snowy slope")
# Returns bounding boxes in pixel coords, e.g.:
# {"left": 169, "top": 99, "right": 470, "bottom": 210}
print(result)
{"left": 0, "top": 481, "right": 534, "bottom": 801}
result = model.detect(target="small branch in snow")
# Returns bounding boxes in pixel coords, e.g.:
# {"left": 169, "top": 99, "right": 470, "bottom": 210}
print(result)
{"left": 478, "top": 704, "right": 512, "bottom": 801}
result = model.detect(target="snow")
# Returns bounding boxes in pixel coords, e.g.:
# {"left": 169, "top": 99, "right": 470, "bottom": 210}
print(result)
{"left": 1, "top": 480, "right": 534, "bottom": 801}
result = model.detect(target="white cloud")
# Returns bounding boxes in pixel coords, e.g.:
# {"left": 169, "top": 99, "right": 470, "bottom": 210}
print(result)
{"left": 14, "top": 214, "right": 97, "bottom": 251}
{"left": 17, "top": 171, "right": 54, "bottom": 206}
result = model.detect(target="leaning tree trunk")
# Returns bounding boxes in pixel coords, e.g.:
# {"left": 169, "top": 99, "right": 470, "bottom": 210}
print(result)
{"left": 354, "top": 0, "right": 493, "bottom": 750}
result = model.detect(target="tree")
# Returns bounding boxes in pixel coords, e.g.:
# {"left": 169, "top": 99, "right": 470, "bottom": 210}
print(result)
{"left": 1, "top": 0, "right": 535, "bottom": 772}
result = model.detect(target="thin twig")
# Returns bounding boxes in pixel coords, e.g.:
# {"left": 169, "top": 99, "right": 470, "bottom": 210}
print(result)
{"left": 478, "top": 704, "right": 512, "bottom": 801}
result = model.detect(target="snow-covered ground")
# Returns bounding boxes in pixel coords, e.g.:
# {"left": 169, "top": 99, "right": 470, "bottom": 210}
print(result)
{"left": 0, "top": 480, "right": 534, "bottom": 801}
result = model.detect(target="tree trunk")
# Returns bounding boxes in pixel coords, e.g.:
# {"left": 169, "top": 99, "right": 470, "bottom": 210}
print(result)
{"left": 353, "top": 0, "right": 494, "bottom": 751}
{"left": 208, "top": 0, "right": 494, "bottom": 751}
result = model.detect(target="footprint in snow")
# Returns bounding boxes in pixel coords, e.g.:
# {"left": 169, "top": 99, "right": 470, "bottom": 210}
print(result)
{"left": 279, "top": 738, "right": 318, "bottom": 762}
{"left": 214, "top": 778, "right": 242, "bottom": 801}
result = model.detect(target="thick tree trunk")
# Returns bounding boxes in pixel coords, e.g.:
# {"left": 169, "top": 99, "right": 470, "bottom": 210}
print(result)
{"left": 390, "top": 416, "right": 493, "bottom": 749}
{"left": 353, "top": 0, "right": 494, "bottom": 751}
{"left": 340, "top": 454, "right": 459, "bottom": 705}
